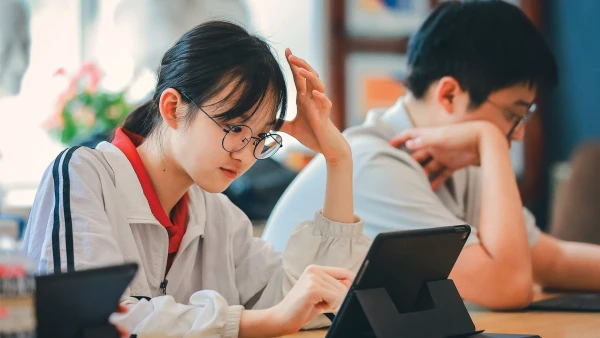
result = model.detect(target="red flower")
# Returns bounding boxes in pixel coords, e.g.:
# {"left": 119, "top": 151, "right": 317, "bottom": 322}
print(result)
{"left": 78, "top": 62, "right": 102, "bottom": 93}
{"left": 53, "top": 68, "right": 66, "bottom": 76}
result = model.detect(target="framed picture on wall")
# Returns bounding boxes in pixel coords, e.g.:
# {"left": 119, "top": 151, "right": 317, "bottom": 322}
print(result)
{"left": 438, "top": 0, "right": 521, "bottom": 5}
{"left": 345, "top": 0, "right": 430, "bottom": 38}
{"left": 345, "top": 53, "right": 408, "bottom": 127}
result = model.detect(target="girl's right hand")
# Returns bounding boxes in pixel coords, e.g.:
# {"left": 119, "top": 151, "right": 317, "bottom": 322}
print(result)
{"left": 282, "top": 49, "right": 351, "bottom": 164}
{"left": 270, "top": 265, "right": 354, "bottom": 335}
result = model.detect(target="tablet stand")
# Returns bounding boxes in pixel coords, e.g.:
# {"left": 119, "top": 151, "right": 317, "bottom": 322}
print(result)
{"left": 353, "top": 279, "right": 479, "bottom": 338}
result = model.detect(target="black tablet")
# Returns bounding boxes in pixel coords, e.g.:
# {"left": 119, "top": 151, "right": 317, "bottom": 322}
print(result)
{"left": 35, "top": 263, "right": 138, "bottom": 338}
{"left": 326, "top": 225, "right": 471, "bottom": 337}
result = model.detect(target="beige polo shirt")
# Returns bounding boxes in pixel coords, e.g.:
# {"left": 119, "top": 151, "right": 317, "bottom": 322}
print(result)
{"left": 263, "top": 97, "right": 541, "bottom": 252}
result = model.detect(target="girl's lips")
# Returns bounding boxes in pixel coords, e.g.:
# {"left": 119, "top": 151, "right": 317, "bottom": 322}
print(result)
{"left": 220, "top": 168, "right": 238, "bottom": 179}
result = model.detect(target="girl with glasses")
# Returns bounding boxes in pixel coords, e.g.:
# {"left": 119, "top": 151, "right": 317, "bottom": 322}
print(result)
{"left": 23, "top": 21, "right": 370, "bottom": 337}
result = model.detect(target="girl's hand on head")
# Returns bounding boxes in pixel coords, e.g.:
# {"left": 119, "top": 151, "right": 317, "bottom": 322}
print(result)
{"left": 281, "top": 49, "right": 351, "bottom": 164}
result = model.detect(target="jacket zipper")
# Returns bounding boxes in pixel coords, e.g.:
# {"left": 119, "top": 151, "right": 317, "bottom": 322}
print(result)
{"left": 132, "top": 220, "right": 201, "bottom": 298}
{"left": 159, "top": 245, "right": 168, "bottom": 296}
{"left": 159, "top": 278, "right": 169, "bottom": 296}
{"left": 149, "top": 221, "right": 169, "bottom": 297}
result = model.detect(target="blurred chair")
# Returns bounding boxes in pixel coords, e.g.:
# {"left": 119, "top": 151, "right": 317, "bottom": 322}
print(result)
{"left": 549, "top": 142, "right": 600, "bottom": 244}
{"left": 0, "top": 186, "right": 26, "bottom": 239}
{"left": 224, "top": 158, "right": 296, "bottom": 221}
{"left": 0, "top": 214, "right": 26, "bottom": 239}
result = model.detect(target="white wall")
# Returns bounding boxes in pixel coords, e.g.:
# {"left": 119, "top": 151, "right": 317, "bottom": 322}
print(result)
{"left": 0, "top": 0, "right": 80, "bottom": 190}
{"left": 245, "top": 0, "right": 328, "bottom": 122}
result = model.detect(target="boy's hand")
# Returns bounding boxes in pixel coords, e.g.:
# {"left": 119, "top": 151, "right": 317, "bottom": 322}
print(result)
{"left": 390, "top": 121, "right": 508, "bottom": 190}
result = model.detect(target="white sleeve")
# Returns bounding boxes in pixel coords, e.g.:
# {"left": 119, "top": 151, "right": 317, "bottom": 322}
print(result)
{"left": 281, "top": 212, "right": 372, "bottom": 329}
{"left": 23, "top": 147, "right": 125, "bottom": 274}
{"left": 112, "top": 293, "right": 243, "bottom": 338}
{"left": 224, "top": 197, "right": 371, "bottom": 330}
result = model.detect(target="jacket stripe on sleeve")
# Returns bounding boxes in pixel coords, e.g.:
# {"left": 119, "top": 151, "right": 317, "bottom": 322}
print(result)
{"left": 51, "top": 146, "right": 81, "bottom": 274}
{"left": 52, "top": 148, "right": 68, "bottom": 274}
{"left": 62, "top": 146, "right": 81, "bottom": 272}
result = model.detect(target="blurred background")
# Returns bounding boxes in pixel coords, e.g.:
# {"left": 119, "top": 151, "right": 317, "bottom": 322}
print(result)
{"left": 0, "top": 0, "right": 598, "bottom": 240}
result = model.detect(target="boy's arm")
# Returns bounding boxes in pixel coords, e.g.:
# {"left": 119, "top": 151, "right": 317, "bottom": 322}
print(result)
{"left": 393, "top": 122, "right": 534, "bottom": 310}
{"left": 532, "top": 233, "right": 600, "bottom": 291}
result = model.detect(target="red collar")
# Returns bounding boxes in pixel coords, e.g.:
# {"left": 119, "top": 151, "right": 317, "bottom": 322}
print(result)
{"left": 112, "top": 128, "right": 188, "bottom": 255}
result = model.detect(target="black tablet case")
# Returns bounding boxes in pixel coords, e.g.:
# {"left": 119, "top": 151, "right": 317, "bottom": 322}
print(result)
{"left": 35, "top": 263, "right": 138, "bottom": 338}
{"left": 325, "top": 226, "right": 540, "bottom": 338}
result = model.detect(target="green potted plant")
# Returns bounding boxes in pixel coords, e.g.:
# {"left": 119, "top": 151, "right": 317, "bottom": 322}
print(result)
{"left": 44, "top": 63, "right": 131, "bottom": 147}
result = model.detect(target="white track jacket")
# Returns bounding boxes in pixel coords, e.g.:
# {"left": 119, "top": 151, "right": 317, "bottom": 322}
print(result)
{"left": 23, "top": 142, "right": 371, "bottom": 337}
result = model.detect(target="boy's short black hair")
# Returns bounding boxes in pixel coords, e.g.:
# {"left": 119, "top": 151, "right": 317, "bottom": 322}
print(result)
{"left": 405, "top": 0, "right": 558, "bottom": 108}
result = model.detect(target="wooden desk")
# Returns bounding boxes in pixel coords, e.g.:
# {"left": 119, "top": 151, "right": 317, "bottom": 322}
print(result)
{"left": 281, "top": 292, "right": 600, "bottom": 338}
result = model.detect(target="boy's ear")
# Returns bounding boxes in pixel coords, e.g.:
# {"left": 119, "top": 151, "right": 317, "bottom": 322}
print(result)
{"left": 158, "top": 88, "right": 183, "bottom": 130}
{"left": 434, "top": 76, "right": 463, "bottom": 115}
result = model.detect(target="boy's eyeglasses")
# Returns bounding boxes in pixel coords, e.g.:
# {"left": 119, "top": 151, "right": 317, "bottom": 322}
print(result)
{"left": 487, "top": 100, "right": 537, "bottom": 140}
{"left": 180, "top": 92, "right": 283, "bottom": 160}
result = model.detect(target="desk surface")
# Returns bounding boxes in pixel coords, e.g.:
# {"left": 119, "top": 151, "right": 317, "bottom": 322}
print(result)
{"left": 281, "top": 292, "right": 600, "bottom": 338}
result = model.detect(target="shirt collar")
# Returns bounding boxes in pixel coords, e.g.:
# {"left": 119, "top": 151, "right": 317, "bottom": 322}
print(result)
{"left": 363, "top": 97, "right": 469, "bottom": 205}
{"left": 362, "top": 96, "right": 414, "bottom": 140}
{"left": 95, "top": 132, "right": 205, "bottom": 240}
